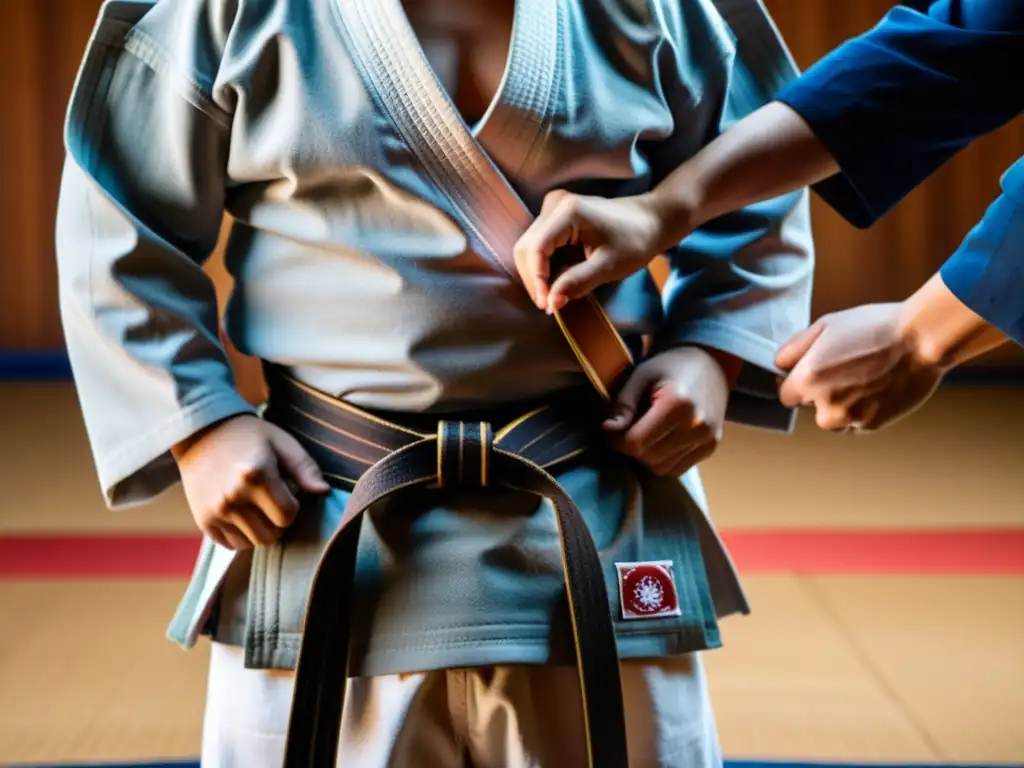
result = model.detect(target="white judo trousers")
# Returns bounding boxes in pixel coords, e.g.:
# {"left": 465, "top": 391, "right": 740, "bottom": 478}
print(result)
{"left": 201, "top": 643, "right": 723, "bottom": 768}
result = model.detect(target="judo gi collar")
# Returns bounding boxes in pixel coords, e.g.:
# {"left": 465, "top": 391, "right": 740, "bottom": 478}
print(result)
{"left": 330, "top": 0, "right": 635, "bottom": 399}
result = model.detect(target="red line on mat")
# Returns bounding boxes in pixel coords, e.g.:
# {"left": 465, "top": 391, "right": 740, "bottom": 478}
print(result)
{"left": 721, "top": 529, "right": 1024, "bottom": 575}
{"left": 1, "top": 530, "right": 1023, "bottom": 579}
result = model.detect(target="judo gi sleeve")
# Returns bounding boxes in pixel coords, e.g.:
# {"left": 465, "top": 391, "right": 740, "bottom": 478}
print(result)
{"left": 776, "top": 2, "right": 1024, "bottom": 228}
{"left": 651, "top": 6, "right": 814, "bottom": 432}
{"left": 938, "top": 159, "right": 1024, "bottom": 347}
{"left": 55, "top": 6, "right": 256, "bottom": 509}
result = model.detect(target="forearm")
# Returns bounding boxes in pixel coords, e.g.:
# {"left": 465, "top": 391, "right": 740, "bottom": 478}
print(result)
{"left": 647, "top": 102, "right": 837, "bottom": 248}
{"left": 899, "top": 273, "right": 1009, "bottom": 369}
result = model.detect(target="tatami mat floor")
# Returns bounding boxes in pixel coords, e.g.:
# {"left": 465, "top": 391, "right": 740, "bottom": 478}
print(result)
{"left": 1, "top": 384, "right": 1022, "bottom": 765}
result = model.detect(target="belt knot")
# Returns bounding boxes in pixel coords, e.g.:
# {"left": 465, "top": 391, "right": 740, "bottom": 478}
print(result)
{"left": 436, "top": 420, "right": 492, "bottom": 489}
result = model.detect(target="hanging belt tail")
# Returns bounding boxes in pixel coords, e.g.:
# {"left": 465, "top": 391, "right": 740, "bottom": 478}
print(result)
{"left": 267, "top": 368, "right": 629, "bottom": 768}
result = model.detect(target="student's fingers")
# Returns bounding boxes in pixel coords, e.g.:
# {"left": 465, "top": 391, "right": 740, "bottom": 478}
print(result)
{"left": 229, "top": 505, "right": 282, "bottom": 547}
{"left": 662, "top": 440, "right": 717, "bottom": 478}
{"left": 203, "top": 525, "right": 232, "bottom": 550}
{"left": 247, "top": 478, "right": 301, "bottom": 529}
{"left": 641, "top": 423, "right": 708, "bottom": 469}
{"left": 212, "top": 522, "right": 254, "bottom": 551}
{"left": 235, "top": 450, "right": 300, "bottom": 529}
{"left": 603, "top": 361, "right": 658, "bottom": 432}
{"left": 265, "top": 427, "right": 329, "bottom": 494}
{"left": 618, "top": 395, "right": 681, "bottom": 458}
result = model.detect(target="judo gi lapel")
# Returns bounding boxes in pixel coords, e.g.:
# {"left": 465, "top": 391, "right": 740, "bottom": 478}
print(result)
{"left": 333, "top": 0, "right": 634, "bottom": 398}
{"left": 332, "top": 0, "right": 553, "bottom": 279}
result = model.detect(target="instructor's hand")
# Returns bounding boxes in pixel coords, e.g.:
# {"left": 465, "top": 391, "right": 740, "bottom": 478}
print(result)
{"left": 604, "top": 346, "right": 732, "bottom": 477}
{"left": 172, "top": 414, "right": 330, "bottom": 550}
{"left": 775, "top": 303, "right": 947, "bottom": 433}
{"left": 513, "top": 190, "right": 672, "bottom": 313}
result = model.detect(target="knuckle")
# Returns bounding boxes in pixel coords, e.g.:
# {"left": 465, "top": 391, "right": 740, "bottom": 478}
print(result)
{"left": 557, "top": 194, "right": 580, "bottom": 217}
{"left": 241, "top": 464, "right": 265, "bottom": 485}
{"left": 224, "top": 484, "right": 248, "bottom": 506}
{"left": 543, "top": 189, "right": 568, "bottom": 207}
{"left": 203, "top": 499, "right": 231, "bottom": 521}
{"left": 215, "top": 500, "right": 240, "bottom": 521}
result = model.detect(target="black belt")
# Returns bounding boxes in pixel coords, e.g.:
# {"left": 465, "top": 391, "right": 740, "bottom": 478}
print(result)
{"left": 262, "top": 366, "right": 629, "bottom": 768}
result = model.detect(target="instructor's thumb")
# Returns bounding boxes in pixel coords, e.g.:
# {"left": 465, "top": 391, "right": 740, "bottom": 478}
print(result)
{"left": 266, "top": 425, "right": 330, "bottom": 494}
{"left": 603, "top": 364, "right": 655, "bottom": 432}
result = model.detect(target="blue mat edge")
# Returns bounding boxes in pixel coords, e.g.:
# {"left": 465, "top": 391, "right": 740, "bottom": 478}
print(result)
{"left": 2, "top": 350, "right": 1023, "bottom": 387}
{"left": 8, "top": 762, "right": 1024, "bottom": 768}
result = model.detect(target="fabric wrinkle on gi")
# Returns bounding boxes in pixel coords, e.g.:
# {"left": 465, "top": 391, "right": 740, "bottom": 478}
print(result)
{"left": 56, "top": 0, "right": 815, "bottom": 764}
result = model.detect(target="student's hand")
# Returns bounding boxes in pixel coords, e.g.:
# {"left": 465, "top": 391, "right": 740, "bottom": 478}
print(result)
{"left": 513, "top": 190, "right": 674, "bottom": 313}
{"left": 172, "top": 414, "right": 330, "bottom": 550}
{"left": 775, "top": 303, "right": 948, "bottom": 433}
{"left": 604, "top": 346, "right": 732, "bottom": 477}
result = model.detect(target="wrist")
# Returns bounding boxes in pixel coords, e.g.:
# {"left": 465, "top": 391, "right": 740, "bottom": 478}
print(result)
{"left": 170, "top": 413, "right": 251, "bottom": 462}
{"left": 896, "top": 274, "right": 999, "bottom": 371}
{"left": 641, "top": 180, "right": 705, "bottom": 253}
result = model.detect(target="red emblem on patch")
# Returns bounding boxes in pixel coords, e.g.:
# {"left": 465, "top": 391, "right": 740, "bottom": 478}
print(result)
{"left": 615, "top": 561, "right": 682, "bottom": 620}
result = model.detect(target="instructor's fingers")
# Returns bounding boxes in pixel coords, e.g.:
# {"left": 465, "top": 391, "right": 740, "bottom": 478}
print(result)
{"left": 775, "top": 321, "right": 825, "bottom": 371}
{"left": 813, "top": 402, "right": 854, "bottom": 432}
{"left": 778, "top": 366, "right": 813, "bottom": 409}
{"left": 514, "top": 201, "right": 581, "bottom": 308}
{"left": 546, "top": 246, "right": 621, "bottom": 312}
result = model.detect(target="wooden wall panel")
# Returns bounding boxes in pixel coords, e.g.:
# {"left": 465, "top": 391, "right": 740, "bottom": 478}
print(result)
{"left": 1, "top": 0, "right": 1021, "bottom": 366}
